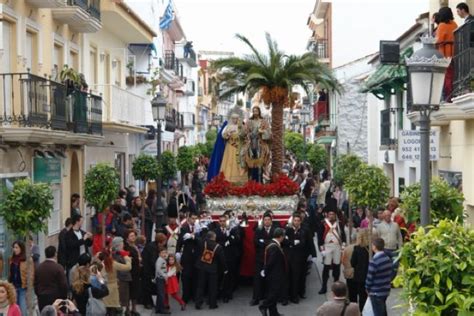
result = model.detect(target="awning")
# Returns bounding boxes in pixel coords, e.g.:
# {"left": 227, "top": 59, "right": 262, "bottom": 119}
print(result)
{"left": 360, "top": 47, "right": 413, "bottom": 99}
{"left": 316, "top": 136, "right": 336, "bottom": 145}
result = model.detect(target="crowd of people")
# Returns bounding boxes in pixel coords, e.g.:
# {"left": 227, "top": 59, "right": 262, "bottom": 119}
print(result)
{"left": 0, "top": 154, "right": 410, "bottom": 316}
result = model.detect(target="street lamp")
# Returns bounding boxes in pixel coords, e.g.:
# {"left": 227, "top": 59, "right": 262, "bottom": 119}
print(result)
{"left": 300, "top": 109, "right": 311, "bottom": 163}
{"left": 151, "top": 94, "right": 167, "bottom": 220}
{"left": 406, "top": 36, "right": 450, "bottom": 227}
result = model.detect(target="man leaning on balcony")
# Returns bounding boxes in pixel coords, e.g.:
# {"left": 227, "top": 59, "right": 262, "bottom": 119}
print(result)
{"left": 456, "top": 2, "right": 474, "bottom": 24}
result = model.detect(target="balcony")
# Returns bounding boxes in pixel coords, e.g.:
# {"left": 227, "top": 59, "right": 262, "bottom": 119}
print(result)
{"left": 0, "top": 73, "right": 102, "bottom": 145}
{"left": 175, "top": 42, "right": 198, "bottom": 67}
{"left": 93, "top": 84, "right": 148, "bottom": 134}
{"left": 314, "top": 39, "right": 329, "bottom": 61}
{"left": 163, "top": 50, "right": 185, "bottom": 88}
{"left": 185, "top": 79, "right": 195, "bottom": 96}
{"left": 26, "top": 0, "right": 64, "bottom": 8}
{"left": 182, "top": 112, "right": 195, "bottom": 129}
{"left": 52, "top": 0, "right": 102, "bottom": 33}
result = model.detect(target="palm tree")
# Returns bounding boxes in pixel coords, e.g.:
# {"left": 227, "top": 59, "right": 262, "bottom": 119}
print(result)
{"left": 212, "top": 33, "right": 339, "bottom": 176}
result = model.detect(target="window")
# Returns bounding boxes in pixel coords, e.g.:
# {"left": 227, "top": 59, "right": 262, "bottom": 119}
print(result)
{"left": 113, "top": 59, "right": 121, "bottom": 86}
{"left": 25, "top": 31, "right": 37, "bottom": 72}
{"left": 90, "top": 47, "right": 98, "bottom": 86}
{"left": 47, "top": 186, "right": 61, "bottom": 236}
{"left": 53, "top": 44, "right": 64, "bottom": 80}
{"left": 396, "top": 91, "right": 404, "bottom": 131}
{"left": 69, "top": 50, "right": 79, "bottom": 71}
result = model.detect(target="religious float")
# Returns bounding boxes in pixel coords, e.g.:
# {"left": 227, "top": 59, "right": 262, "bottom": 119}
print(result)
{"left": 204, "top": 105, "right": 301, "bottom": 277}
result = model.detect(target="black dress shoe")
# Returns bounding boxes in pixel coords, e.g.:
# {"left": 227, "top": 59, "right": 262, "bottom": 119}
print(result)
{"left": 299, "top": 294, "right": 306, "bottom": 299}
{"left": 318, "top": 287, "right": 327, "bottom": 295}
{"left": 290, "top": 298, "right": 299, "bottom": 304}
{"left": 223, "top": 297, "right": 229, "bottom": 303}
{"left": 258, "top": 306, "right": 268, "bottom": 316}
{"left": 209, "top": 305, "right": 218, "bottom": 309}
{"left": 144, "top": 304, "right": 153, "bottom": 310}
{"left": 249, "top": 299, "right": 259, "bottom": 306}
{"left": 281, "top": 300, "right": 288, "bottom": 306}
{"left": 195, "top": 304, "right": 202, "bottom": 310}
{"left": 155, "top": 310, "right": 171, "bottom": 315}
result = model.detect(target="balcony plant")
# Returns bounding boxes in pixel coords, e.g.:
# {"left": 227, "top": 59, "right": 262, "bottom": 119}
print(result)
{"left": 84, "top": 163, "right": 120, "bottom": 248}
{"left": 394, "top": 220, "right": 474, "bottom": 315}
{"left": 0, "top": 179, "right": 53, "bottom": 315}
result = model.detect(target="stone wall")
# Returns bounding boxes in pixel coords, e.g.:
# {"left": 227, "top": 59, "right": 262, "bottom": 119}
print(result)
{"left": 336, "top": 77, "right": 369, "bottom": 161}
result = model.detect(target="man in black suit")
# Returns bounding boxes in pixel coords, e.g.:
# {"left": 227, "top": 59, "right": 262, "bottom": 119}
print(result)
{"left": 250, "top": 212, "right": 275, "bottom": 306}
{"left": 195, "top": 231, "right": 227, "bottom": 310}
{"left": 57, "top": 218, "right": 72, "bottom": 269}
{"left": 214, "top": 214, "right": 241, "bottom": 303}
{"left": 285, "top": 213, "right": 313, "bottom": 303}
{"left": 176, "top": 213, "right": 200, "bottom": 303}
{"left": 65, "top": 215, "right": 92, "bottom": 273}
{"left": 259, "top": 228, "right": 287, "bottom": 316}
{"left": 34, "top": 246, "right": 68, "bottom": 311}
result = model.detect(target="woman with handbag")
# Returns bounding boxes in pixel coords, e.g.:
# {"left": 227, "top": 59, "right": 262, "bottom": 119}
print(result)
{"left": 71, "top": 265, "right": 108, "bottom": 315}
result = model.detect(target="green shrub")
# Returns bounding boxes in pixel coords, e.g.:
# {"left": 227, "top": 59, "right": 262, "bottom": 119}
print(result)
{"left": 132, "top": 154, "right": 160, "bottom": 181}
{"left": 307, "top": 144, "right": 328, "bottom": 174}
{"left": 159, "top": 150, "right": 177, "bottom": 183}
{"left": 333, "top": 154, "right": 364, "bottom": 186}
{"left": 284, "top": 131, "right": 305, "bottom": 161}
{"left": 400, "top": 178, "right": 464, "bottom": 224}
{"left": 345, "top": 163, "right": 390, "bottom": 209}
{"left": 84, "top": 163, "right": 120, "bottom": 213}
{"left": 394, "top": 220, "right": 474, "bottom": 315}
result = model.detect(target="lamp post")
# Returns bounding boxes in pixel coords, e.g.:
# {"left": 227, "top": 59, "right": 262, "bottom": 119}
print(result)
{"left": 300, "top": 109, "right": 311, "bottom": 163}
{"left": 151, "top": 95, "right": 167, "bottom": 223}
{"left": 406, "top": 36, "right": 450, "bottom": 227}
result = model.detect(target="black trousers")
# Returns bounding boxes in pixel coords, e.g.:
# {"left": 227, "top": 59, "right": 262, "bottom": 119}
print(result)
{"left": 260, "top": 278, "right": 281, "bottom": 316}
{"left": 181, "top": 267, "right": 197, "bottom": 303}
{"left": 38, "top": 294, "right": 58, "bottom": 312}
{"left": 195, "top": 270, "right": 218, "bottom": 308}
{"left": 141, "top": 277, "right": 156, "bottom": 307}
{"left": 346, "top": 278, "right": 358, "bottom": 303}
{"left": 289, "top": 258, "right": 305, "bottom": 300}
{"left": 355, "top": 281, "right": 368, "bottom": 312}
{"left": 321, "top": 264, "right": 341, "bottom": 289}
{"left": 221, "top": 260, "right": 236, "bottom": 299}
{"left": 252, "top": 261, "right": 265, "bottom": 301}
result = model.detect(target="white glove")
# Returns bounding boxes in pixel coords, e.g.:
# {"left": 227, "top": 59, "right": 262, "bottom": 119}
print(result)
{"left": 294, "top": 240, "right": 300, "bottom": 246}
{"left": 260, "top": 270, "right": 265, "bottom": 277}
{"left": 311, "top": 257, "right": 318, "bottom": 265}
{"left": 183, "top": 233, "right": 192, "bottom": 241}
{"left": 259, "top": 239, "right": 264, "bottom": 243}
{"left": 225, "top": 241, "right": 230, "bottom": 247}
{"left": 175, "top": 252, "right": 182, "bottom": 262}
{"left": 226, "top": 230, "right": 230, "bottom": 237}
{"left": 231, "top": 235, "right": 235, "bottom": 240}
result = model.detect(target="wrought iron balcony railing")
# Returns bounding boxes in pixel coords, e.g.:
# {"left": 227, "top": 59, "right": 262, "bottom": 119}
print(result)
{"left": 0, "top": 72, "right": 102, "bottom": 135}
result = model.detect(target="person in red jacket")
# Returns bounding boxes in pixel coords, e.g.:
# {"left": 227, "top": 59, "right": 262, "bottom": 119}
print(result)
{"left": 387, "top": 198, "right": 407, "bottom": 240}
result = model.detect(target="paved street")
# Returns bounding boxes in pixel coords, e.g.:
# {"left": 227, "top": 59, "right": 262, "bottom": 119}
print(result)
{"left": 137, "top": 239, "right": 405, "bottom": 316}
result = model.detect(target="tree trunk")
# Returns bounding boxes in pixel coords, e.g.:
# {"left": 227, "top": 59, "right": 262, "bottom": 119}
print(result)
{"left": 26, "top": 234, "right": 33, "bottom": 316}
{"left": 141, "top": 195, "right": 146, "bottom": 238}
{"left": 271, "top": 103, "right": 284, "bottom": 176}
{"left": 102, "top": 212, "right": 106, "bottom": 249}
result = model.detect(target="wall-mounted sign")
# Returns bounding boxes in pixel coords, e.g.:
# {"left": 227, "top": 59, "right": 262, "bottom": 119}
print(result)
{"left": 398, "top": 130, "right": 439, "bottom": 161}
{"left": 33, "top": 158, "right": 61, "bottom": 184}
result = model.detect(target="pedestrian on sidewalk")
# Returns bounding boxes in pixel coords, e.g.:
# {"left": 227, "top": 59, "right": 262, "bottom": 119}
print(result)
{"left": 366, "top": 238, "right": 392, "bottom": 316}
{"left": 258, "top": 228, "right": 287, "bottom": 316}
{"left": 155, "top": 248, "right": 170, "bottom": 315}
{"left": 34, "top": 246, "right": 68, "bottom": 311}
{"left": 350, "top": 229, "right": 370, "bottom": 312}
{"left": 8, "top": 240, "right": 31, "bottom": 316}
{"left": 165, "top": 254, "right": 186, "bottom": 311}
{"left": 316, "top": 281, "right": 360, "bottom": 316}
{"left": 0, "top": 280, "right": 21, "bottom": 316}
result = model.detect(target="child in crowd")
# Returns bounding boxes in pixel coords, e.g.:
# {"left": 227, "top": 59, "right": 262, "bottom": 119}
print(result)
{"left": 165, "top": 254, "right": 186, "bottom": 311}
{"left": 155, "top": 248, "right": 169, "bottom": 314}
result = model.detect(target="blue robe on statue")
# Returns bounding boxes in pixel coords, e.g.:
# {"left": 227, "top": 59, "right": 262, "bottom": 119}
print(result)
{"left": 207, "top": 121, "right": 228, "bottom": 182}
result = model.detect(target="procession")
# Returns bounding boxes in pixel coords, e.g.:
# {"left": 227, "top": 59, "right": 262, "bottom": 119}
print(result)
{"left": 0, "top": 0, "right": 473, "bottom": 316}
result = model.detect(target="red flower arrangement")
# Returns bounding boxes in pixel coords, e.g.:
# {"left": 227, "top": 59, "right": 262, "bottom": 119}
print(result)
{"left": 204, "top": 172, "right": 299, "bottom": 198}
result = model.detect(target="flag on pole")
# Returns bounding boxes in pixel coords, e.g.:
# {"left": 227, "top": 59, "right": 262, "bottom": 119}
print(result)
{"left": 159, "top": 0, "right": 175, "bottom": 30}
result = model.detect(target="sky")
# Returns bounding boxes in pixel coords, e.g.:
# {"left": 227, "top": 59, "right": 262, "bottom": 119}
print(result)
{"left": 173, "top": 0, "right": 429, "bottom": 67}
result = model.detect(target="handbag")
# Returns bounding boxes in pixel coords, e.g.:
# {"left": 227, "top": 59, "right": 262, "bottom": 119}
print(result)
{"left": 86, "top": 287, "right": 107, "bottom": 316}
